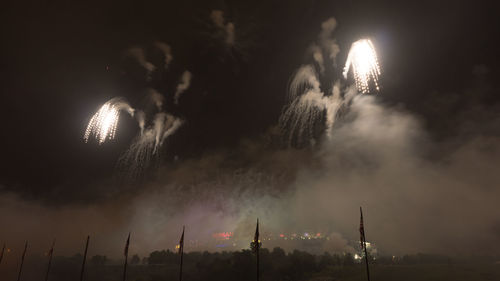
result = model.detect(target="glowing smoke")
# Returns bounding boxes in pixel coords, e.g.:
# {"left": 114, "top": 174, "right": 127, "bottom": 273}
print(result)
{"left": 148, "top": 89, "right": 164, "bottom": 111}
{"left": 309, "top": 17, "right": 340, "bottom": 74}
{"left": 210, "top": 10, "right": 235, "bottom": 46}
{"left": 160, "top": 118, "right": 184, "bottom": 146}
{"left": 135, "top": 110, "right": 146, "bottom": 135}
{"left": 154, "top": 42, "right": 173, "bottom": 68}
{"left": 174, "top": 71, "right": 192, "bottom": 105}
{"left": 343, "top": 39, "right": 381, "bottom": 94}
{"left": 318, "top": 18, "right": 340, "bottom": 62}
{"left": 125, "top": 47, "right": 156, "bottom": 74}
{"left": 83, "top": 98, "right": 134, "bottom": 144}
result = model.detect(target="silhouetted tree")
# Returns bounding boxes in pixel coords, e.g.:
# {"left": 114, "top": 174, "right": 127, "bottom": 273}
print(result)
{"left": 90, "top": 255, "right": 107, "bottom": 266}
{"left": 131, "top": 254, "right": 140, "bottom": 265}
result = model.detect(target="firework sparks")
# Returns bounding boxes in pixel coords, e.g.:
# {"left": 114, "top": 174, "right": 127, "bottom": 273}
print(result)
{"left": 343, "top": 39, "right": 381, "bottom": 94}
{"left": 84, "top": 98, "right": 134, "bottom": 144}
{"left": 279, "top": 65, "right": 347, "bottom": 146}
{"left": 118, "top": 113, "right": 183, "bottom": 179}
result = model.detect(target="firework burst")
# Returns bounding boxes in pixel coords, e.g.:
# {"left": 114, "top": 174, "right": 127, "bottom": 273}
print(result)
{"left": 83, "top": 98, "right": 134, "bottom": 144}
{"left": 117, "top": 113, "right": 183, "bottom": 179}
{"left": 343, "top": 39, "right": 381, "bottom": 94}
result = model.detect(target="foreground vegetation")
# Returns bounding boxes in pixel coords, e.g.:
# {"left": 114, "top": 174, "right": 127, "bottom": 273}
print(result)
{"left": 1, "top": 248, "right": 499, "bottom": 281}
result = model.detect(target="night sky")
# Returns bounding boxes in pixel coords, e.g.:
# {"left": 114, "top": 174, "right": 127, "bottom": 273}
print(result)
{"left": 1, "top": 0, "right": 499, "bottom": 256}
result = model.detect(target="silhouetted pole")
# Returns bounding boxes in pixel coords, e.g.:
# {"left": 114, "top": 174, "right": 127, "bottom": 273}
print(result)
{"left": 80, "top": 235, "right": 90, "bottom": 281}
{"left": 179, "top": 225, "right": 186, "bottom": 281}
{"left": 360, "top": 207, "right": 370, "bottom": 281}
{"left": 178, "top": 226, "right": 185, "bottom": 281}
{"left": 252, "top": 219, "right": 260, "bottom": 281}
{"left": 44, "top": 239, "right": 56, "bottom": 281}
{"left": 0, "top": 242, "right": 5, "bottom": 266}
{"left": 16, "top": 241, "right": 28, "bottom": 281}
{"left": 123, "top": 232, "right": 130, "bottom": 281}
{"left": 257, "top": 241, "right": 259, "bottom": 281}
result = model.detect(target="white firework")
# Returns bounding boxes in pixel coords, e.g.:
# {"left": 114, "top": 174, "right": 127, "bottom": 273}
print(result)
{"left": 280, "top": 65, "right": 345, "bottom": 145}
{"left": 343, "top": 39, "right": 381, "bottom": 94}
{"left": 83, "top": 98, "right": 134, "bottom": 144}
{"left": 118, "top": 113, "right": 184, "bottom": 179}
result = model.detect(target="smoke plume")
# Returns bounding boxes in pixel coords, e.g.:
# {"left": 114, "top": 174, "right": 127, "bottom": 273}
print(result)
{"left": 210, "top": 10, "right": 235, "bottom": 46}
{"left": 174, "top": 71, "right": 192, "bottom": 105}
{"left": 125, "top": 47, "right": 155, "bottom": 74}
{"left": 2, "top": 93, "right": 500, "bottom": 257}
{"left": 308, "top": 17, "right": 340, "bottom": 74}
{"left": 154, "top": 42, "right": 173, "bottom": 68}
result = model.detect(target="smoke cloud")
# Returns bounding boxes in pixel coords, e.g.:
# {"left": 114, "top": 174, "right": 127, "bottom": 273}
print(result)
{"left": 154, "top": 42, "right": 173, "bottom": 68}
{"left": 174, "top": 71, "right": 192, "bottom": 105}
{"left": 148, "top": 88, "right": 164, "bottom": 111}
{"left": 308, "top": 17, "right": 340, "bottom": 74}
{"left": 2, "top": 94, "right": 499, "bottom": 257}
{"left": 210, "top": 10, "right": 235, "bottom": 46}
{"left": 125, "top": 47, "right": 156, "bottom": 74}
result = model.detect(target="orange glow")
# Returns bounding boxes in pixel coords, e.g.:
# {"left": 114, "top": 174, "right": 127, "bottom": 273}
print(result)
{"left": 212, "top": 232, "right": 233, "bottom": 240}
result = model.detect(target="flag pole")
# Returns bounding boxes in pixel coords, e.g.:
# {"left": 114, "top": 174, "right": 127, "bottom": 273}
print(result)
{"left": 360, "top": 207, "right": 371, "bottom": 281}
{"left": 179, "top": 226, "right": 185, "bottom": 281}
{"left": 0, "top": 242, "right": 5, "bottom": 266}
{"left": 123, "top": 232, "right": 131, "bottom": 281}
{"left": 44, "top": 239, "right": 56, "bottom": 281}
{"left": 16, "top": 241, "right": 28, "bottom": 281}
{"left": 80, "top": 235, "right": 90, "bottom": 281}
{"left": 254, "top": 218, "right": 260, "bottom": 281}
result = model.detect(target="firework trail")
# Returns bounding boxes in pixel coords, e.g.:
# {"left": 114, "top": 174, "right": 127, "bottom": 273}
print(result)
{"left": 280, "top": 64, "right": 347, "bottom": 145}
{"left": 280, "top": 19, "right": 382, "bottom": 146}
{"left": 84, "top": 98, "right": 134, "bottom": 144}
{"left": 343, "top": 39, "right": 381, "bottom": 94}
{"left": 135, "top": 110, "right": 146, "bottom": 135}
{"left": 281, "top": 66, "right": 327, "bottom": 145}
{"left": 83, "top": 43, "right": 188, "bottom": 178}
{"left": 118, "top": 113, "right": 183, "bottom": 178}
{"left": 288, "top": 65, "right": 321, "bottom": 100}
{"left": 160, "top": 118, "right": 183, "bottom": 146}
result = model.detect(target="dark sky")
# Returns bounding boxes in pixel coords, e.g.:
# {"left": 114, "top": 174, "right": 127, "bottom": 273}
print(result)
{"left": 0, "top": 0, "right": 499, "bottom": 256}
{"left": 2, "top": 0, "right": 497, "bottom": 196}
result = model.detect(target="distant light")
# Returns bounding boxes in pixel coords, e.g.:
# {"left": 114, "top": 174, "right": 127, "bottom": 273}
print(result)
{"left": 212, "top": 232, "right": 233, "bottom": 240}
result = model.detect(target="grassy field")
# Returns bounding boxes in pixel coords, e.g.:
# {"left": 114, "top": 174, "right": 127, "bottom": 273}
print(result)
{"left": 311, "top": 264, "right": 500, "bottom": 281}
